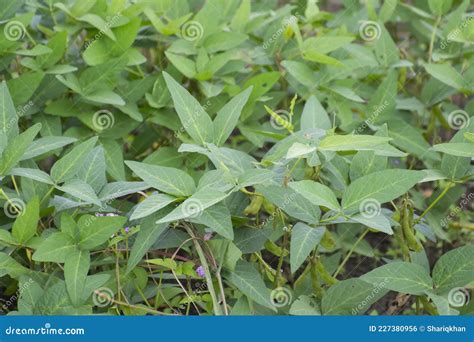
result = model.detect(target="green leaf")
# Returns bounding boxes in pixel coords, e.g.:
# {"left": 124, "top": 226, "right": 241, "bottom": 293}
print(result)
{"left": 130, "top": 193, "right": 176, "bottom": 221}
{"left": 99, "top": 181, "right": 148, "bottom": 202}
{"left": 50, "top": 137, "right": 98, "bottom": 183}
{"left": 424, "top": 64, "right": 465, "bottom": 91}
{"left": 9, "top": 168, "right": 53, "bottom": 184}
{"left": 157, "top": 188, "right": 229, "bottom": 224}
{"left": 57, "top": 179, "right": 101, "bottom": 205}
{"left": 290, "top": 223, "right": 325, "bottom": 273}
{"left": 432, "top": 143, "right": 474, "bottom": 158}
{"left": 20, "top": 136, "right": 77, "bottom": 161}
{"left": 257, "top": 185, "right": 321, "bottom": 223}
{"left": 428, "top": 0, "right": 453, "bottom": 15}
{"left": 32, "top": 232, "right": 77, "bottom": 262}
{"left": 300, "top": 95, "right": 331, "bottom": 130}
{"left": 12, "top": 196, "right": 39, "bottom": 244}
{"left": 0, "top": 123, "right": 41, "bottom": 175}
{"left": 190, "top": 202, "right": 234, "bottom": 240}
{"left": 432, "top": 245, "right": 474, "bottom": 294}
{"left": 227, "top": 260, "right": 276, "bottom": 310}
{"left": 318, "top": 135, "right": 392, "bottom": 152}
{"left": 213, "top": 87, "right": 253, "bottom": 146}
{"left": 322, "top": 278, "right": 388, "bottom": 315}
{"left": 127, "top": 217, "right": 168, "bottom": 273}
{"left": 64, "top": 249, "right": 90, "bottom": 305}
{"left": 342, "top": 169, "right": 425, "bottom": 211}
{"left": 0, "top": 252, "right": 30, "bottom": 278}
{"left": 0, "top": 81, "right": 19, "bottom": 140}
{"left": 360, "top": 262, "right": 433, "bottom": 295}
{"left": 78, "top": 215, "right": 127, "bottom": 250}
{"left": 125, "top": 161, "right": 195, "bottom": 197}
{"left": 163, "top": 72, "right": 214, "bottom": 144}
{"left": 289, "top": 180, "right": 340, "bottom": 211}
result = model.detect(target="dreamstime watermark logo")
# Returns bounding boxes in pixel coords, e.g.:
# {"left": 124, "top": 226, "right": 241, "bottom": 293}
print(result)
{"left": 92, "top": 109, "right": 115, "bottom": 130}
{"left": 448, "top": 110, "right": 470, "bottom": 130}
{"left": 440, "top": 16, "right": 474, "bottom": 50}
{"left": 270, "top": 287, "right": 293, "bottom": 307}
{"left": 262, "top": 16, "right": 297, "bottom": 50}
{"left": 92, "top": 287, "right": 114, "bottom": 307}
{"left": 447, "top": 287, "right": 470, "bottom": 307}
{"left": 5, "top": 323, "right": 85, "bottom": 336}
{"left": 359, "top": 198, "right": 381, "bottom": 219}
{"left": 352, "top": 277, "right": 388, "bottom": 315}
{"left": 270, "top": 109, "right": 292, "bottom": 131}
{"left": 83, "top": 14, "right": 122, "bottom": 49}
{"left": 440, "top": 192, "right": 473, "bottom": 228}
{"left": 353, "top": 100, "right": 388, "bottom": 134}
{"left": 0, "top": 278, "right": 35, "bottom": 313}
{"left": 3, "top": 198, "right": 26, "bottom": 218}
{"left": 4, "top": 20, "right": 25, "bottom": 41}
{"left": 182, "top": 199, "right": 204, "bottom": 219}
{"left": 180, "top": 20, "right": 203, "bottom": 41}
{"left": 359, "top": 21, "right": 381, "bottom": 42}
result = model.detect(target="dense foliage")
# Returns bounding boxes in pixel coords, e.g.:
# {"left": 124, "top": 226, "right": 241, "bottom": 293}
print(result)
{"left": 0, "top": 0, "right": 473, "bottom": 316}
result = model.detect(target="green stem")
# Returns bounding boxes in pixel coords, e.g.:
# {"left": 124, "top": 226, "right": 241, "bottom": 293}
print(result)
{"left": 428, "top": 16, "right": 441, "bottom": 62}
{"left": 183, "top": 224, "right": 223, "bottom": 316}
{"left": 415, "top": 182, "right": 453, "bottom": 223}
{"left": 333, "top": 229, "right": 369, "bottom": 278}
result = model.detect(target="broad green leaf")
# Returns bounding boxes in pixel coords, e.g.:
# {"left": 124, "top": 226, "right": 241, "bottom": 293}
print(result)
{"left": 77, "top": 146, "right": 107, "bottom": 192}
{"left": 289, "top": 180, "right": 340, "bottom": 211}
{"left": 432, "top": 245, "right": 474, "bottom": 294}
{"left": 300, "top": 95, "right": 331, "bottom": 130}
{"left": 157, "top": 188, "right": 229, "bottom": 224}
{"left": 213, "top": 87, "right": 253, "bottom": 146}
{"left": 342, "top": 169, "right": 425, "bottom": 211}
{"left": 0, "top": 123, "right": 41, "bottom": 175}
{"left": 424, "top": 63, "right": 465, "bottom": 90}
{"left": 190, "top": 202, "right": 233, "bottom": 240}
{"left": 227, "top": 260, "right": 276, "bottom": 310}
{"left": 432, "top": 143, "right": 474, "bottom": 158}
{"left": 289, "top": 295, "right": 321, "bottom": 315}
{"left": 428, "top": 0, "right": 453, "bottom": 15}
{"left": 77, "top": 14, "right": 116, "bottom": 40}
{"left": 256, "top": 185, "right": 321, "bottom": 224}
{"left": 12, "top": 196, "right": 39, "bottom": 244}
{"left": 0, "top": 252, "right": 30, "bottom": 278}
{"left": 20, "top": 136, "right": 77, "bottom": 160}
{"left": 318, "top": 135, "right": 392, "bottom": 152}
{"left": 322, "top": 278, "right": 388, "bottom": 315}
{"left": 127, "top": 215, "right": 168, "bottom": 273}
{"left": 58, "top": 179, "right": 101, "bottom": 206}
{"left": 441, "top": 121, "right": 472, "bottom": 180}
{"left": 360, "top": 262, "right": 433, "bottom": 295}
{"left": 64, "top": 249, "right": 90, "bottom": 305}
{"left": 130, "top": 193, "right": 176, "bottom": 221}
{"left": 32, "top": 232, "right": 77, "bottom": 262}
{"left": 78, "top": 215, "right": 127, "bottom": 250}
{"left": 50, "top": 137, "right": 98, "bottom": 183}
{"left": 9, "top": 168, "right": 53, "bottom": 184}
{"left": 0, "top": 81, "right": 19, "bottom": 139}
{"left": 99, "top": 181, "right": 149, "bottom": 201}
{"left": 350, "top": 151, "right": 387, "bottom": 181}
{"left": 163, "top": 72, "right": 214, "bottom": 144}
{"left": 290, "top": 223, "right": 325, "bottom": 273}
{"left": 125, "top": 161, "right": 195, "bottom": 197}
{"left": 102, "top": 138, "right": 125, "bottom": 181}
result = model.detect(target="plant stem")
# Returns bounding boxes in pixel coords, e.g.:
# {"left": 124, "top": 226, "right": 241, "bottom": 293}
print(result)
{"left": 428, "top": 16, "right": 441, "bottom": 62}
{"left": 333, "top": 229, "right": 369, "bottom": 278}
{"left": 183, "top": 224, "right": 223, "bottom": 316}
{"left": 416, "top": 182, "right": 453, "bottom": 223}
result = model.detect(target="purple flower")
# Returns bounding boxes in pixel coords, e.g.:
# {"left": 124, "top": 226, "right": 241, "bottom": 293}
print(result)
{"left": 196, "top": 266, "right": 205, "bottom": 278}
{"left": 124, "top": 227, "right": 130, "bottom": 233}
